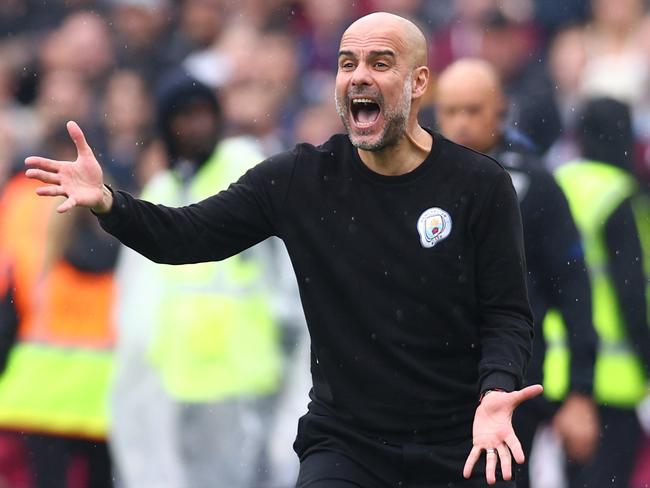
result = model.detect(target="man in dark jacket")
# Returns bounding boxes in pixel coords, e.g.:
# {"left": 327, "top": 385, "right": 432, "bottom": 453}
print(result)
{"left": 435, "top": 58, "right": 599, "bottom": 488}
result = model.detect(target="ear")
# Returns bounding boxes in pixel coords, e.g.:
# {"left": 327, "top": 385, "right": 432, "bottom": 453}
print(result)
{"left": 411, "top": 66, "right": 430, "bottom": 100}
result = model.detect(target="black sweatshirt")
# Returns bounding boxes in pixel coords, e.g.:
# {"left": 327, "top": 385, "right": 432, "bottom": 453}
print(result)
{"left": 98, "top": 132, "right": 533, "bottom": 442}
{"left": 492, "top": 139, "right": 597, "bottom": 395}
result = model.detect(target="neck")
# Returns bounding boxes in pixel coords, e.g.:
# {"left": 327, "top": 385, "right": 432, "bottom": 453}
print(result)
{"left": 357, "top": 124, "right": 433, "bottom": 176}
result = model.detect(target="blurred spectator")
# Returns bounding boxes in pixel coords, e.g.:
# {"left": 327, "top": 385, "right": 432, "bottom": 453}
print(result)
{"left": 257, "top": 30, "right": 299, "bottom": 108}
{"left": 109, "top": 73, "right": 284, "bottom": 488}
{"left": 179, "top": 0, "right": 225, "bottom": 50}
{"left": 435, "top": 58, "right": 599, "bottom": 488}
{"left": 532, "top": 0, "right": 589, "bottom": 40}
{"left": 31, "top": 70, "right": 95, "bottom": 153}
{"left": 542, "top": 26, "right": 589, "bottom": 169}
{"left": 550, "top": 97, "right": 650, "bottom": 488}
{"left": 0, "top": 127, "right": 117, "bottom": 488}
{"left": 40, "top": 11, "right": 114, "bottom": 86}
{"left": 430, "top": 2, "right": 567, "bottom": 154}
{"left": 101, "top": 69, "right": 154, "bottom": 192}
{"left": 222, "top": 76, "right": 287, "bottom": 154}
{"left": 429, "top": 0, "right": 499, "bottom": 72}
{"left": 109, "top": 0, "right": 181, "bottom": 83}
{"left": 477, "top": 9, "right": 560, "bottom": 155}
{"left": 220, "top": 28, "right": 299, "bottom": 155}
{"left": 184, "top": 20, "right": 257, "bottom": 90}
{"left": 580, "top": 0, "right": 650, "bottom": 107}
{"left": 548, "top": 26, "right": 587, "bottom": 130}
{"left": 545, "top": 0, "right": 650, "bottom": 166}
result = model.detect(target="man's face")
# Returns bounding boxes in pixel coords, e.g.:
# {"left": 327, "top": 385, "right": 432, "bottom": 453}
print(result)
{"left": 335, "top": 26, "right": 414, "bottom": 151}
{"left": 169, "top": 100, "right": 220, "bottom": 162}
{"left": 435, "top": 78, "right": 502, "bottom": 154}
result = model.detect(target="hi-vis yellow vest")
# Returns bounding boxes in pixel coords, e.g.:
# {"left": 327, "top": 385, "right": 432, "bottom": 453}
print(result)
{"left": 544, "top": 161, "right": 646, "bottom": 407}
{"left": 140, "top": 138, "right": 282, "bottom": 402}
{"left": 0, "top": 175, "right": 114, "bottom": 439}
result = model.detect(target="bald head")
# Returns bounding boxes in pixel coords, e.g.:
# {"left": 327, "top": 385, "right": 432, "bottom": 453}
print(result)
{"left": 335, "top": 11, "right": 432, "bottom": 153}
{"left": 438, "top": 58, "right": 502, "bottom": 99}
{"left": 435, "top": 58, "right": 506, "bottom": 153}
{"left": 343, "top": 12, "right": 428, "bottom": 68}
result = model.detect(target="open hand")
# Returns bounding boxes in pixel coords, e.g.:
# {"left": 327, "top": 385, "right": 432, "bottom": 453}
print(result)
{"left": 24, "top": 121, "right": 111, "bottom": 213}
{"left": 463, "top": 384, "right": 543, "bottom": 485}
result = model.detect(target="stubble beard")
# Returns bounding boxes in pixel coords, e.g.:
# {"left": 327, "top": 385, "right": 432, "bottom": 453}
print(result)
{"left": 335, "top": 73, "right": 413, "bottom": 152}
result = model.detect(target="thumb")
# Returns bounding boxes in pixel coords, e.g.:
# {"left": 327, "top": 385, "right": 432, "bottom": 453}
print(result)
{"left": 511, "top": 384, "right": 544, "bottom": 406}
{"left": 66, "top": 120, "right": 93, "bottom": 159}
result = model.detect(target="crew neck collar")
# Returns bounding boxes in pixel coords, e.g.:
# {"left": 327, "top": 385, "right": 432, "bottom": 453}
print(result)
{"left": 350, "top": 128, "right": 442, "bottom": 184}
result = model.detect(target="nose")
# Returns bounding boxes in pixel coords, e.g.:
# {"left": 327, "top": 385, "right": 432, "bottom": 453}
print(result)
{"left": 351, "top": 62, "right": 372, "bottom": 87}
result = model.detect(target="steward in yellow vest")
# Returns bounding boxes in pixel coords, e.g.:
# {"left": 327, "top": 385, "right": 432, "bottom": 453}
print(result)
{"left": 109, "top": 74, "right": 283, "bottom": 488}
{"left": 546, "top": 98, "right": 649, "bottom": 488}
{"left": 0, "top": 170, "right": 116, "bottom": 487}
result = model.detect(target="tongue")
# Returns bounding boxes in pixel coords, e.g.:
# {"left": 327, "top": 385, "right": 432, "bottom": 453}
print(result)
{"left": 357, "top": 105, "right": 379, "bottom": 124}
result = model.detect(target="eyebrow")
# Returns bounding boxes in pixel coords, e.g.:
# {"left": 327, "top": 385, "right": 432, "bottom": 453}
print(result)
{"left": 338, "top": 49, "right": 396, "bottom": 59}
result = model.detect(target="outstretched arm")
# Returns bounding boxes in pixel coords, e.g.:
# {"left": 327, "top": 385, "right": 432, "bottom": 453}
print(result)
{"left": 25, "top": 121, "right": 293, "bottom": 265}
{"left": 25, "top": 121, "right": 113, "bottom": 214}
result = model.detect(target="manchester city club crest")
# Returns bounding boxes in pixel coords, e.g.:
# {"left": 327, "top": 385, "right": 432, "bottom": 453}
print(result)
{"left": 417, "top": 207, "right": 452, "bottom": 248}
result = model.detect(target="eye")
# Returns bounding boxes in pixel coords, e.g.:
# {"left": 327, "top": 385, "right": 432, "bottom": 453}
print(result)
{"left": 340, "top": 60, "right": 356, "bottom": 70}
{"left": 374, "top": 61, "right": 389, "bottom": 69}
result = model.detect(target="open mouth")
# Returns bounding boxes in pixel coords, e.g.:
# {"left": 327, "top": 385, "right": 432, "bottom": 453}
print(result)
{"left": 350, "top": 98, "right": 381, "bottom": 127}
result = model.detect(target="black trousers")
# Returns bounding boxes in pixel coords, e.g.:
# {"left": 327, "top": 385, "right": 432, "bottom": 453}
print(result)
{"left": 296, "top": 450, "right": 517, "bottom": 488}
{"left": 294, "top": 411, "right": 518, "bottom": 488}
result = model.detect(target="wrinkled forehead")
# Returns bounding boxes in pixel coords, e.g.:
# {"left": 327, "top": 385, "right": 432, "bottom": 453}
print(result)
{"left": 339, "top": 25, "right": 409, "bottom": 58}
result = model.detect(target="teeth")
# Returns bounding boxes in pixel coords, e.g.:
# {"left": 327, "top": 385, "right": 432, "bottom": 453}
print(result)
{"left": 352, "top": 98, "right": 375, "bottom": 104}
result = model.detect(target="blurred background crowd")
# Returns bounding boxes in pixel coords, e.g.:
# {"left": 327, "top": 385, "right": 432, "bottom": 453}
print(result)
{"left": 1, "top": 0, "right": 650, "bottom": 487}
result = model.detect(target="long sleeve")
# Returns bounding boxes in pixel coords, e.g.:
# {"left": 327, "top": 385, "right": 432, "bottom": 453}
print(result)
{"left": 96, "top": 151, "right": 297, "bottom": 265}
{"left": 474, "top": 170, "right": 534, "bottom": 393}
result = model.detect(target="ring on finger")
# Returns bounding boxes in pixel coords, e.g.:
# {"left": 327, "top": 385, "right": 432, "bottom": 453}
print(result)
{"left": 486, "top": 448, "right": 496, "bottom": 454}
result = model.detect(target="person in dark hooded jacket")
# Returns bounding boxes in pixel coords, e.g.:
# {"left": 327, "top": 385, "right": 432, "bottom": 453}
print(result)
{"left": 153, "top": 71, "right": 223, "bottom": 173}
